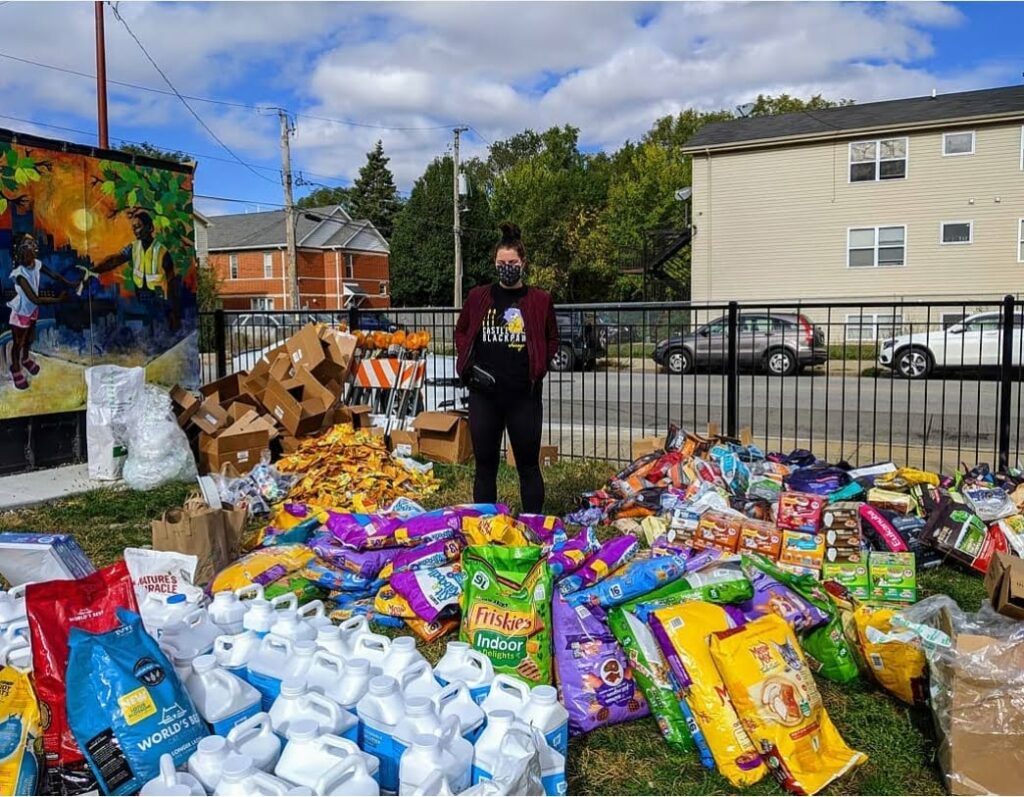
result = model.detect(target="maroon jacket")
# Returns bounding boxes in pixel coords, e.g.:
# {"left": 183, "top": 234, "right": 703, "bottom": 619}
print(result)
{"left": 455, "top": 284, "right": 560, "bottom": 385}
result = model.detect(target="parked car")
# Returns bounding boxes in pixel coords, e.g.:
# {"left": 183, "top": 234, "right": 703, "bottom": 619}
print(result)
{"left": 351, "top": 311, "right": 399, "bottom": 333}
{"left": 878, "top": 311, "right": 1023, "bottom": 379}
{"left": 652, "top": 313, "right": 827, "bottom": 376}
{"left": 596, "top": 312, "right": 638, "bottom": 344}
{"left": 550, "top": 311, "right": 607, "bottom": 372}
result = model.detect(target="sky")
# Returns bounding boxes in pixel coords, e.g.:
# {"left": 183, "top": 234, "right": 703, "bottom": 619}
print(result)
{"left": 0, "top": 1, "right": 1020, "bottom": 217}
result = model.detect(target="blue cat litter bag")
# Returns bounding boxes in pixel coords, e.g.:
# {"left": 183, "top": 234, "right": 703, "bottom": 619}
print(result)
{"left": 66, "top": 609, "right": 205, "bottom": 795}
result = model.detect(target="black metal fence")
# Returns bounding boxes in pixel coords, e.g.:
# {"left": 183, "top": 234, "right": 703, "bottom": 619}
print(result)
{"left": 202, "top": 295, "right": 1024, "bottom": 472}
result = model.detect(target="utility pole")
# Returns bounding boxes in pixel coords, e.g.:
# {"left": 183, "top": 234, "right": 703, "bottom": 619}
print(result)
{"left": 452, "top": 126, "right": 468, "bottom": 309}
{"left": 95, "top": 1, "right": 109, "bottom": 148}
{"left": 278, "top": 109, "right": 300, "bottom": 310}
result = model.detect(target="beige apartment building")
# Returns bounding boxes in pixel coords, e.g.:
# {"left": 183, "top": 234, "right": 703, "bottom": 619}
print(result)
{"left": 683, "top": 85, "right": 1024, "bottom": 339}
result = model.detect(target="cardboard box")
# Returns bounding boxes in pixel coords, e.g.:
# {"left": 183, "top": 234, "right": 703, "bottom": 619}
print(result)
{"left": 776, "top": 491, "right": 826, "bottom": 533}
{"left": 506, "top": 445, "right": 560, "bottom": 468}
{"left": 824, "top": 546, "right": 867, "bottom": 564}
{"left": 869, "top": 551, "right": 917, "bottom": 603}
{"left": 0, "top": 532, "right": 96, "bottom": 586}
{"left": 822, "top": 561, "right": 870, "bottom": 600}
{"left": 822, "top": 502, "right": 862, "bottom": 533}
{"left": 631, "top": 436, "right": 664, "bottom": 461}
{"left": 169, "top": 385, "right": 200, "bottom": 428}
{"left": 412, "top": 411, "right": 473, "bottom": 464}
{"left": 263, "top": 364, "right": 337, "bottom": 437}
{"left": 390, "top": 428, "right": 420, "bottom": 457}
{"left": 199, "top": 373, "right": 245, "bottom": 404}
{"left": 198, "top": 410, "right": 275, "bottom": 475}
{"left": 191, "top": 398, "right": 229, "bottom": 435}
{"left": 776, "top": 562, "right": 821, "bottom": 580}
{"left": 332, "top": 404, "right": 372, "bottom": 430}
{"left": 693, "top": 510, "right": 743, "bottom": 553}
{"left": 984, "top": 551, "right": 1024, "bottom": 621}
{"left": 779, "top": 530, "right": 825, "bottom": 570}
{"left": 285, "top": 323, "right": 328, "bottom": 374}
{"left": 317, "top": 328, "right": 358, "bottom": 384}
{"left": 738, "top": 519, "right": 782, "bottom": 559}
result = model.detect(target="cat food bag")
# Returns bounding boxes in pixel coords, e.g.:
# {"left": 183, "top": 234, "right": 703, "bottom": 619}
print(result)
{"left": 568, "top": 554, "right": 689, "bottom": 610}
{"left": 374, "top": 582, "right": 417, "bottom": 619}
{"left": 852, "top": 605, "right": 927, "bottom": 706}
{"left": 123, "top": 548, "right": 203, "bottom": 604}
{"left": 404, "top": 615, "right": 459, "bottom": 643}
{"left": 390, "top": 565, "right": 464, "bottom": 624}
{"left": 519, "top": 514, "right": 567, "bottom": 545}
{"left": 324, "top": 512, "right": 400, "bottom": 549}
{"left": 547, "top": 527, "right": 601, "bottom": 578}
{"left": 66, "top": 609, "right": 205, "bottom": 796}
{"left": 462, "top": 514, "right": 532, "bottom": 547}
{"left": 709, "top": 614, "right": 867, "bottom": 795}
{"left": 380, "top": 536, "right": 465, "bottom": 579}
{"left": 460, "top": 546, "right": 553, "bottom": 686}
{"left": 300, "top": 559, "right": 382, "bottom": 594}
{"left": 210, "top": 544, "right": 315, "bottom": 593}
{"left": 558, "top": 535, "right": 639, "bottom": 595}
{"left": 27, "top": 560, "right": 138, "bottom": 796}
{"left": 264, "top": 574, "right": 330, "bottom": 603}
{"left": 256, "top": 503, "right": 326, "bottom": 547}
{"left": 739, "top": 563, "right": 830, "bottom": 633}
{"left": 307, "top": 533, "right": 393, "bottom": 579}
{"left": 649, "top": 602, "right": 766, "bottom": 788}
{"left": 606, "top": 607, "right": 694, "bottom": 753}
{"left": 552, "top": 594, "right": 649, "bottom": 735}
{"left": 0, "top": 663, "right": 42, "bottom": 795}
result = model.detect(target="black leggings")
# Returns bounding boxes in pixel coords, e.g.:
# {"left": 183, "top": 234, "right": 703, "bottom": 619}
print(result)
{"left": 468, "top": 388, "right": 544, "bottom": 514}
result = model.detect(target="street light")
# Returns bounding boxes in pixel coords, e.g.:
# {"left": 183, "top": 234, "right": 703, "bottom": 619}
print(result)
{"left": 675, "top": 188, "right": 692, "bottom": 201}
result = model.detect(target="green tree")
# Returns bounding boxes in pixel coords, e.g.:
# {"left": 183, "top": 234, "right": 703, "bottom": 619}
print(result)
{"left": 0, "top": 143, "right": 50, "bottom": 217}
{"left": 117, "top": 141, "right": 190, "bottom": 164}
{"left": 750, "top": 93, "right": 853, "bottom": 116}
{"left": 350, "top": 141, "right": 402, "bottom": 240}
{"left": 296, "top": 185, "right": 354, "bottom": 212}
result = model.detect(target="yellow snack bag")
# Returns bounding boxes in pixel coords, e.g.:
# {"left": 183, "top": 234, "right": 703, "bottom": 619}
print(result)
{"left": 461, "top": 515, "right": 532, "bottom": 547}
{"left": 853, "top": 605, "right": 927, "bottom": 706}
{"left": 374, "top": 583, "right": 417, "bottom": 618}
{"left": 709, "top": 614, "right": 867, "bottom": 795}
{"left": 0, "top": 664, "right": 42, "bottom": 795}
{"left": 650, "top": 602, "right": 766, "bottom": 788}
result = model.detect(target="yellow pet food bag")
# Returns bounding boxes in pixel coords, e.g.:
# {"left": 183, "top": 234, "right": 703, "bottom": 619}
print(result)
{"left": 0, "top": 664, "right": 42, "bottom": 795}
{"left": 462, "top": 515, "right": 533, "bottom": 547}
{"left": 651, "top": 602, "right": 766, "bottom": 788}
{"left": 709, "top": 614, "right": 867, "bottom": 795}
{"left": 209, "top": 544, "right": 316, "bottom": 593}
{"left": 853, "top": 605, "right": 927, "bottom": 706}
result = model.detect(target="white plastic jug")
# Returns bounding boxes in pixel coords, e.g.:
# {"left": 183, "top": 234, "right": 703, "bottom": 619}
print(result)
{"left": 0, "top": 619, "right": 30, "bottom": 665}
{"left": 269, "top": 609, "right": 317, "bottom": 643}
{"left": 315, "top": 625, "right": 346, "bottom": 658}
{"left": 436, "top": 715, "right": 473, "bottom": 794}
{"left": 140, "top": 591, "right": 197, "bottom": 637}
{"left": 522, "top": 685, "right": 569, "bottom": 758}
{"left": 399, "top": 734, "right": 448, "bottom": 796}
{"left": 351, "top": 632, "right": 392, "bottom": 676}
{"left": 214, "top": 753, "right": 289, "bottom": 796}
{"left": 187, "top": 654, "right": 262, "bottom": 736}
{"left": 305, "top": 649, "right": 355, "bottom": 707}
{"left": 471, "top": 710, "right": 516, "bottom": 785}
{"left": 434, "top": 641, "right": 495, "bottom": 705}
{"left": 244, "top": 599, "right": 277, "bottom": 638}
{"left": 269, "top": 678, "right": 356, "bottom": 741}
{"left": 270, "top": 593, "right": 299, "bottom": 612}
{"left": 335, "top": 615, "right": 372, "bottom": 659}
{"left": 160, "top": 608, "right": 222, "bottom": 660}
{"left": 393, "top": 695, "right": 442, "bottom": 763}
{"left": 236, "top": 583, "right": 265, "bottom": 604}
{"left": 210, "top": 591, "right": 248, "bottom": 635}
{"left": 323, "top": 657, "right": 372, "bottom": 710}
{"left": 2, "top": 638, "right": 31, "bottom": 671}
{"left": 356, "top": 675, "right": 406, "bottom": 793}
{"left": 227, "top": 711, "right": 282, "bottom": 772}
{"left": 0, "top": 583, "right": 27, "bottom": 627}
{"left": 433, "top": 680, "right": 485, "bottom": 744}
{"left": 163, "top": 648, "right": 194, "bottom": 684}
{"left": 247, "top": 634, "right": 296, "bottom": 711}
{"left": 275, "top": 719, "right": 380, "bottom": 791}
{"left": 381, "top": 636, "right": 428, "bottom": 679}
{"left": 214, "top": 630, "right": 261, "bottom": 677}
{"left": 140, "top": 753, "right": 205, "bottom": 796}
{"left": 408, "top": 771, "right": 454, "bottom": 796}
{"left": 288, "top": 639, "right": 318, "bottom": 681}
{"left": 297, "top": 599, "right": 332, "bottom": 630}
{"left": 399, "top": 659, "right": 442, "bottom": 701}
{"left": 316, "top": 754, "right": 380, "bottom": 796}
{"left": 538, "top": 735, "right": 567, "bottom": 797}
{"left": 187, "top": 735, "right": 234, "bottom": 792}
{"left": 480, "top": 674, "right": 531, "bottom": 717}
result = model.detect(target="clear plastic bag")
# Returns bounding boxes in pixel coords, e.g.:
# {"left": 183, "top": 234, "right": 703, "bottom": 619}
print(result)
{"left": 122, "top": 386, "right": 197, "bottom": 490}
{"left": 207, "top": 454, "right": 297, "bottom": 516}
{"left": 84, "top": 365, "right": 145, "bottom": 480}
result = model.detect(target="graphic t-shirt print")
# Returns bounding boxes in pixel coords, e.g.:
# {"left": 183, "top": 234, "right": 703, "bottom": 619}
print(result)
{"left": 482, "top": 307, "right": 527, "bottom": 351}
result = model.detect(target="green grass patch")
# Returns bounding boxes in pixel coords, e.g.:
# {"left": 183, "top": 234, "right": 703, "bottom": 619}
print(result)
{"left": 829, "top": 344, "right": 879, "bottom": 362}
{"left": 605, "top": 342, "right": 656, "bottom": 359}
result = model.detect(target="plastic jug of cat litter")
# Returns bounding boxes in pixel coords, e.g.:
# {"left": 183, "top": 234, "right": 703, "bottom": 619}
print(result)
{"left": 226, "top": 711, "right": 282, "bottom": 772}
{"left": 433, "top": 680, "right": 485, "bottom": 743}
{"left": 275, "top": 720, "right": 379, "bottom": 791}
{"left": 139, "top": 591, "right": 196, "bottom": 637}
{"left": 336, "top": 615, "right": 373, "bottom": 659}
{"left": 328, "top": 657, "right": 372, "bottom": 710}
{"left": 187, "top": 735, "right": 234, "bottom": 793}
{"left": 437, "top": 715, "right": 473, "bottom": 794}
{"left": 269, "top": 678, "right": 356, "bottom": 741}
{"left": 297, "top": 599, "right": 332, "bottom": 630}
{"left": 398, "top": 659, "right": 442, "bottom": 700}
{"left": 160, "top": 607, "right": 221, "bottom": 656}
{"left": 479, "top": 674, "right": 531, "bottom": 717}
{"left": 2, "top": 638, "right": 31, "bottom": 671}
{"left": 140, "top": 754, "right": 205, "bottom": 796}
{"left": 522, "top": 685, "right": 569, "bottom": 758}
{"left": 209, "top": 591, "right": 248, "bottom": 635}
{"left": 247, "top": 634, "right": 296, "bottom": 710}
{"left": 471, "top": 710, "right": 516, "bottom": 785}
{"left": 392, "top": 695, "right": 442, "bottom": 763}
{"left": 243, "top": 599, "right": 277, "bottom": 638}
{"left": 399, "top": 735, "right": 448, "bottom": 796}
{"left": 408, "top": 771, "right": 454, "bottom": 796}
{"left": 187, "top": 654, "right": 262, "bottom": 736}
{"left": 433, "top": 641, "right": 495, "bottom": 705}
{"left": 236, "top": 583, "right": 265, "bottom": 604}
{"left": 356, "top": 675, "right": 406, "bottom": 793}
{"left": 214, "top": 629, "right": 261, "bottom": 677}
{"left": 315, "top": 624, "right": 347, "bottom": 658}
{"left": 287, "top": 639, "right": 319, "bottom": 682}
{"left": 352, "top": 632, "right": 392, "bottom": 676}
{"left": 163, "top": 647, "right": 195, "bottom": 684}
{"left": 0, "top": 583, "right": 27, "bottom": 627}
{"left": 213, "top": 753, "right": 289, "bottom": 796}
{"left": 316, "top": 754, "right": 380, "bottom": 796}
{"left": 381, "top": 636, "right": 428, "bottom": 678}
{"left": 269, "top": 609, "right": 317, "bottom": 643}
{"left": 304, "top": 649, "right": 353, "bottom": 705}
{"left": 538, "top": 734, "right": 567, "bottom": 796}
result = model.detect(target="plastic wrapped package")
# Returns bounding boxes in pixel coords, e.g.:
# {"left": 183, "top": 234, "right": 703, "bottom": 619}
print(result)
{"left": 122, "top": 386, "right": 196, "bottom": 490}
{"left": 85, "top": 365, "right": 146, "bottom": 481}
{"left": 209, "top": 459, "right": 297, "bottom": 517}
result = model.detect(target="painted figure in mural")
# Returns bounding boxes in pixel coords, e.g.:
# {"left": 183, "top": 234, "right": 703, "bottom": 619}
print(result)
{"left": 7, "top": 234, "right": 77, "bottom": 390}
{"left": 93, "top": 208, "right": 181, "bottom": 330}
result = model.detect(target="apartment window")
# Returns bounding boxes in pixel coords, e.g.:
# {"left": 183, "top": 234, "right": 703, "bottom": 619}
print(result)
{"left": 263, "top": 252, "right": 273, "bottom": 278}
{"left": 943, "top": 131, "right": 975, "bottom": 156}
{"left": 229, "top": 254, "right": 238, "bottom": 279}
{"left": 845, "top": 314, "right": 903, "bottom": 342}
{"left": 379, "top": 281, "right": 388, "bottom": 297}
{"left": 345, "top": 254, "right": 354, "bottom": 279}
{"left": 849, "top": 137, "right": 907, "bottom": 182}
{"left": 940, "top": 221, "right": 973, "bottom": 245}
{"left": 848, "top": 225, "right": 906, "bottom": 267}
{"left": 1018, "top": 219, "right": 1024, "bottom": 263}
{"left": 251, "top": 297, "right": 274, "bottom": 311}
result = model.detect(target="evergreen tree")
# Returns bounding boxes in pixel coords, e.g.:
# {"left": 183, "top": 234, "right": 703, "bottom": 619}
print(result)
{"left": 350, "top": 141, "right": 401, "bottom": 240}
{"left": 296, "top": 185, "right": 354, "bottom": 212}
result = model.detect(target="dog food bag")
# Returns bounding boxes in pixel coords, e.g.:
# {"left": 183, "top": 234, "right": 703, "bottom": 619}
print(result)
{"left": 852, "top": 605, "right": 927, "bottom": 706}
{"left": 390, "top": 564, "right": 464, "bottom": 624}
{"left": 210, "top": 544, "right": 315, "bottom": 593}
{"left": 740, "top": 556, "right": 830, "bottom": 632}
{"left": 558, "top": 535, "right": 640, "bottom": 596}
{"left": 548, "top": 527, "right": 601, "bottom": 578}
{"left": 649, "top": 602, "right": 765, "bottom": 788}
{"left": 709, "top": 614, "right": 867, "bottom": 795}
{"left": 461, "top": 546, "right": 553, "bottom": 686}
{"left": 27, "top": 560, "right": 138, "bottom": 796}
{"left": 568, "top": 554, "right": 689, "bottom": 610}
{"left": 858, "top": 504, "right": 910, "bottom": 553}
{"left": 605, "top": 607, "right": 694, "bottom": 753}
{"left": 636, "top": 560, "right": 753, "bottom": 613}
{"left": 0, "top": 663, "right": 42, "bottom": 795}
{"left": 66, "top": 609, "right": 205, "bottom": 796}
{"left": 518, "top": 514, "right": 567, "bottom": 545}
{"left": 552, "top": 594, "right": 649, "bottom": 735}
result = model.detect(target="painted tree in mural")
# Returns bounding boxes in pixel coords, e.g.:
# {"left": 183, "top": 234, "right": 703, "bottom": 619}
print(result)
{"left": 0, "top": 145, "right": 51, "bottom": 216}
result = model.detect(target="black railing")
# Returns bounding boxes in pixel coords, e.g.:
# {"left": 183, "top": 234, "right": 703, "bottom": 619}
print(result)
{"left": 202, "top": 295, "right": 1024, "bottom": 472}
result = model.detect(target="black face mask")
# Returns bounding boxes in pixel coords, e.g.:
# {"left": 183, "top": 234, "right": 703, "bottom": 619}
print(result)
{"left": 497, "top": 263, "right": 524, "bottom": 287}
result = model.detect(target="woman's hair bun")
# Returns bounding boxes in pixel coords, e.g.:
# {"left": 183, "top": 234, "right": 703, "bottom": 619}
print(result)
{"left": 499, "top": 221, "right": 522, "bottom": 245}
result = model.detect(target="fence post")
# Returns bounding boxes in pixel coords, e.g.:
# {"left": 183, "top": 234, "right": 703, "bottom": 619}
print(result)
{"left": 998, "top": 294, "right": 1015, "bottom": 471}
{"left": 348, "top": 305, "right": 359, "bottom": 331}
{"left": 726, "top": 300, "right": 739, "bottom": 439}
{"left": 214, "top": 308, "right": 227, "bottom": 380}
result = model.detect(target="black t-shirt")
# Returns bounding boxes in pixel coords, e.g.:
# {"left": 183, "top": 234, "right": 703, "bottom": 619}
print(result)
{"left": 474, "top": 284, "right": 530, "bottom": 393}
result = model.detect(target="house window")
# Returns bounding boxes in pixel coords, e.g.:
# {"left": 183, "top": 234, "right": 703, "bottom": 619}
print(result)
{"left": 849, "top": 137, "right": 907, "bottom": 182}
{"left": 941, "top": 312, "right": 967, "bottom": 329}
{"left": 845, "top": 314, "right": 903, "bottom": 342}
{"left": 848, "top": 225, "right": 906, "bottom": 267}
{"left": 940, "top": 221, "right": 973, "bottom": 245}
{"left": 943, "top": 131, "right": 975, "bottom": 156}
{"left": 263, "top": 252, "right": 273, "bottom": 278}
{"left": 345, "top": 254, "right": 354, "bottom": 279}
{"left": 251, "top": 297, "right": 274, "bottom": 311}
{"left": 1018, "top": 219, "right": 1024, "bottom": 263}
{"left": 229, "top": 254, "right": 238, "bottom": 279}
{"left": 379, "top": 281, "right": 388, "bottom": 296}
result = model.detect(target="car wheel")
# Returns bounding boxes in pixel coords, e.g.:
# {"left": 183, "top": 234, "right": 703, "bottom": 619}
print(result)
{"left": 667, "top": 349, "right": 692, "bottom": 375}
{"left": 896, "top": 346, "right": 932, "bottom": 380}
{"left": 766, "top": 348, "right": 797, "bottom": 376}
{"left": 550, "top": 345, "right": 575, "bottom": 372}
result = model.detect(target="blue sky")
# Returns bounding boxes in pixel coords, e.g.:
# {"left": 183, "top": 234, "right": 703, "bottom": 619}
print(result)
{"left": 0, "top": 1, "right": 1019, "bottom": 216}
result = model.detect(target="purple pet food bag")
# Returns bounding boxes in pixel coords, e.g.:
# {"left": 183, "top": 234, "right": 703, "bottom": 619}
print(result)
{"left": 548, "top": 528, "right": 601, "bottom": 578}
{"left": 558, "top": 535, "right": 640, "bottom": 596}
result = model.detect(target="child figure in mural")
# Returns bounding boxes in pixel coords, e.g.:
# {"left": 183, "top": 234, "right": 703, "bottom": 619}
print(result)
{"left": 7, "top": 234, "right": 77, "bottom": 390}
{"left": 93, "top": 208, "right": 181, "bottom": 331}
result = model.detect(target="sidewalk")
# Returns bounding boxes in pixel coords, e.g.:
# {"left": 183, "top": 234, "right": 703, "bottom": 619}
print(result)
{"left": 0, "top": 464, "right": 100, "bottom": 510}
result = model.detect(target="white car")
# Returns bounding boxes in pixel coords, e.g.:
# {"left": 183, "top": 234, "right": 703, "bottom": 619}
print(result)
{"left": 878, "top": 311, "right": 1022, "bottom": 379}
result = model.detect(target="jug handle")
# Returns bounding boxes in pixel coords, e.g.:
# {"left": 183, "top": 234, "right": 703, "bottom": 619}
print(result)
{"left": 434, "top": 679, "right": 466, "bottom": 708}
{"left": 355, "top": 633, "right": 390, "bottom": 654}
{"left": 213, "top": 635, "right": 234, "bottom": 656}
{"left": 8, "top": 583, "right": 30, "bottom": 601}
{"left": 158, "top": 753, "right": 178, "bottom": 787}
{"left": 339, "top": 615, "right": 369, "bottom": 635}
{"left": 305, "top": 692, "right": 342, "bottom": 725}
{"left": 492, "top": 674, "right": 530, "bottom": 703}
{"left": 2, "top": 618, "right": 29, "bottom": 640}
{"left": 438, "top": 715, "right": 461, "bottom": 747}
{"left": 235, "top": 583, "right": 264, "bottom": 602}
{"left": 310, "top": 649, "right": 344, "bottom": 677}
{"left": 270, "top": 593, "right": 298, "bottom": 612}
{"left": 298, "top": 600, "right": 326, "bottom": 620}
{"left": 249, "top": 769, "right": 287, "bottom": 795}
{"left": 181, "top": 608, "right": 206, "bottom": 628}
{"left": 3, "top": 640, "right": 31, "bottom": 671}
{"left": 465, "top": 648, "right": 492, "bottom": 674}
{"left": 315, "top": 754, "right": 366, "bottom": 795}
{"left": 262, "top": 634, "right": 293, "bottom": 656}
{"left": 399, "top": 660, "right": 431, "bottom": 692}
{"left": 227, "top": 711, "right": 273, "bottom": 745}
{"left": 214, "top": 668, "right": 242, "bottom": 699}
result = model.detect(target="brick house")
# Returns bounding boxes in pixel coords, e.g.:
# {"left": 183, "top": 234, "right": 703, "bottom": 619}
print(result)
{"left": 207, "top": 205, "right": 390, "bottom": 310}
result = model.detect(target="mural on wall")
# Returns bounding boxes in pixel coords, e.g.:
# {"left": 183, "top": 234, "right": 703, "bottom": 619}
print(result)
{"left": 0, "top": 129, "right": 199, "bottom": 419}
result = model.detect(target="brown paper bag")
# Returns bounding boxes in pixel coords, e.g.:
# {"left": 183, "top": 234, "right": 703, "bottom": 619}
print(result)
{"left": 152, "top": 495, "right": 229, "bottom": 586}
{"left": 223, "top": 506, "right": 248, "bottom": 561}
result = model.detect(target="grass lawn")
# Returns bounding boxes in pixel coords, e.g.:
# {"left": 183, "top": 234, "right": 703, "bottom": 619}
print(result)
{"left": 0, "top": 460, "right": 983, "bottom": 796}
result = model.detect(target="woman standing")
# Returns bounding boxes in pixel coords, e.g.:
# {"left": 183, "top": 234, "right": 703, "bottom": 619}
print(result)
{"left": 455, "top": 223, "right": 559, "bottom": 513}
